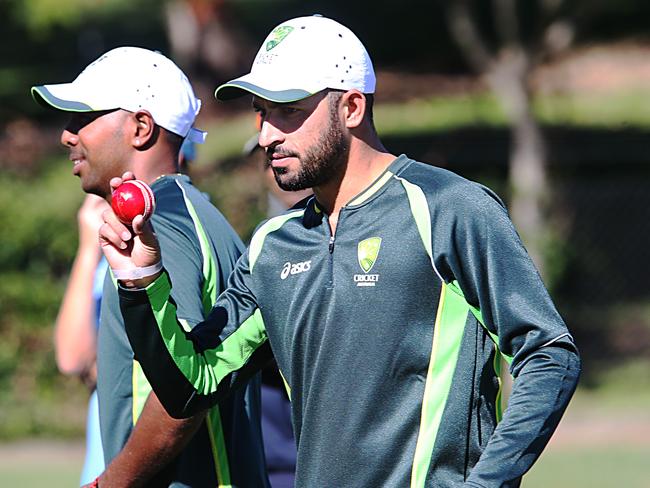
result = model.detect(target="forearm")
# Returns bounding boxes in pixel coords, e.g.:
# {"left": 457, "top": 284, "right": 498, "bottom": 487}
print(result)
{"left": 466, "top": 343, "right": 581, "bottom": 487}
{"left": 97, "top": 392, "right": 206, "bottom": 487}
{"left": 120, "top": 271, "right": 269, "bottom": 418}
{"left": 118, "top": 276, "right": 218, "bottom": 417}
{"left": 54, "top": 247, "right": 100, "bottom": 376}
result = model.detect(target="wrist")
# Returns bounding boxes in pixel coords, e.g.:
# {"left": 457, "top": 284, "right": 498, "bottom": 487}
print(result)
{"left": 118, "top": 271, "right": 163, "bottom": 289}
{"left": 112, "top": 261, "right": 162, "bottom": 282}
{"left": 114, "top": 262, "right": 163, "bottom": 289}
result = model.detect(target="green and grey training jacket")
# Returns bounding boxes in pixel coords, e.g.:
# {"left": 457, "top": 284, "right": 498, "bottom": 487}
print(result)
{"left": 120, "top": 156, "right": 580, "bottom": 487}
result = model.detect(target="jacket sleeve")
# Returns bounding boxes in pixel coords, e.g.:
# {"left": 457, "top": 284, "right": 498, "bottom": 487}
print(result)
{"left": 120, "top": 249, "right": 271, "bottom": 419}
{"left": 432, "top": 182, "right": 581, "bottom": 486}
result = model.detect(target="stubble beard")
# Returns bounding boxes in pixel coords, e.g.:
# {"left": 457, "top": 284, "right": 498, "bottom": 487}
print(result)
{"left": 271, "top": 103, "right": 350, "bottom": 192}
{"left": 79, "top": 162, "right": 109, "bottom": 199}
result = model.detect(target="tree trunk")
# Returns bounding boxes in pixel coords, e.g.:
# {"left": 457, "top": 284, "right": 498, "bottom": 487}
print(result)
{"left": 486, "top": 48, "right": 549, "bottom": 278}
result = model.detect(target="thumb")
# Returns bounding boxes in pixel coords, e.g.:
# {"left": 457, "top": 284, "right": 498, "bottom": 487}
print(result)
{"left": 131, "top": 216, "right": 161, "bottom": 266}
{"left": 131, "top": 214, "right": 154, "bottom": 242}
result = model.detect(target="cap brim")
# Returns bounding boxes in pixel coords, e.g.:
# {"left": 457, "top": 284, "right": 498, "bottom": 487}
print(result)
{"left": 215, "top": 79, "right": 313, "bottom": 103}
{"left": 31, "top": 85, "right": 98, "bottom": 112}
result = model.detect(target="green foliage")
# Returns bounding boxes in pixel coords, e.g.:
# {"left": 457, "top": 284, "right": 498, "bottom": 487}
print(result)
{"left": 535, "top": 89, "right": 650, "bottom": 128}
{"left": 0, "top": 0, "right": 168, "bottom": 122}
{"left": 194, "top": 157, "right": 268, "bottom": 244}
{"left": 0, "top": 161, "right": 81, "bottom": 273}
{"left": 375, "top": 89, "right": 650, "bottom": 137}
{"left": 576, "top": 359, "right": 650, "bottom": 410}
{"left": 0, "top": 162, "right": 87, "bottom": 439}
{"left": 197, "top": 114, "right": 259, "bottom": 169}
{"left": 9, "top": 0, "right": 149, "bottom": 34}
{"left": 375, "top": 94, "right": 507, "bottom": 135}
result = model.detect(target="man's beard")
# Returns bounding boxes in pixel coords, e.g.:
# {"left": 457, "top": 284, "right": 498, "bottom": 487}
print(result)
{"left": 271, "top": 105, "right": 349, "bottom": 192}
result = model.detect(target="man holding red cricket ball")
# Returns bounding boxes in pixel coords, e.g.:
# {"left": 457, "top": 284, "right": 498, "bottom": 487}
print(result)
{"left": 31, "top": 47, "right": 269, "bottom": 487}
{"left": 97, "top": 16, "right": 580, "bottom": 488}
{"left": 111, "top": 180, "right": 156, "bottom": 226}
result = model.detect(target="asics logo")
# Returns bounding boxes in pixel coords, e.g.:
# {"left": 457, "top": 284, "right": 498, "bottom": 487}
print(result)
{"left": 280, "top": 260, "right": 312, "bottom": 280}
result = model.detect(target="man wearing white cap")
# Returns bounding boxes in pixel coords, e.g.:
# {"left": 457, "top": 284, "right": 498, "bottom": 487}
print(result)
{"left": 100, "top": 17, "right": 580, "bottom": 487}
{"left": 32, "top": 47, "right": 269, "bottom": 487}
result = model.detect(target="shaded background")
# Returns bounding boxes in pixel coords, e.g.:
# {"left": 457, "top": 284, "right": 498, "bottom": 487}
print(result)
{"left": 0, "top": 1, "right": 648, "bottom": 486}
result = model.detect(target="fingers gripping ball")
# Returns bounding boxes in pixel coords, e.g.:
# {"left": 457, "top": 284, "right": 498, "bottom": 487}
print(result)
{"left": 111, "top": 180, "right": 156, "bottom": 225}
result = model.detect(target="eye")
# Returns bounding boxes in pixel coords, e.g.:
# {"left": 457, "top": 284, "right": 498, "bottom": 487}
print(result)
{"left": 67, "top": 112, "right": 94, "bottom": 133}
{"left": 79, "top": 113, "right": 95, "bottom": 124}
{"left": 82, "top": 110, "right": 111, "bottom": 125}
{"left": 252, "top": 100, "right": 268, "bottom": 119}
{"left": 281, "top": 106, "right": 299, "bottom": 115}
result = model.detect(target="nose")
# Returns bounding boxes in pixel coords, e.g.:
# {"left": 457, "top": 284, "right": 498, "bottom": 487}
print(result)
{"left": 60, "top": 129, "right": 78, "bottom": 147}
{"left": 257, "top": 119, "right": 284, "bottom": 150}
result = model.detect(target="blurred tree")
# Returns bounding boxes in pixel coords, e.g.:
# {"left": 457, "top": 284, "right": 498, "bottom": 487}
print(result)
{"left": 5, "top": 0, "right": 254, "bottom": 106}
{"left": 441, "top": 0, "right": 577, "bottom": 403}
{"left": 1, "top": 0, "right": 168, "bottom": 124}
{"left": 10, "top": 0, "right": 133, "bottom": 34}
{"left": 442, "top": 0, "right": 577, "bottom": 279}
{"left": 164, "top": 0, "right": 254, "bottom": 84}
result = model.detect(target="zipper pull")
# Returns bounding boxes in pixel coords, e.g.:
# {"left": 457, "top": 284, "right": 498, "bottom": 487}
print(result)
{"left": 328, "top": 236, "right": 335, "bottom": 253}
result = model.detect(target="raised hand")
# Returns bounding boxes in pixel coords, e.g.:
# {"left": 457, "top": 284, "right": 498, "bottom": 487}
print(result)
{"left": 99, "top": 172, "right": 162, "bottom": 287}
{"left": 78, "top": 194, "right": 111, "bottom": 252}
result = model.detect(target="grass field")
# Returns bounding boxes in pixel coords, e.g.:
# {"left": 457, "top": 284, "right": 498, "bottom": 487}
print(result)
{"left": 526, "top": 360, "right": 650, "bottom": 486}
{"left": 2, "top": 434, "right": 648, "bottom": 487}
{"left": 0, "top": 440, "right": 82, "bottom": 488}
{"left": 2, "top": 386, "right": 649, "bottom": 487}
{"left": 526, "top": 445, "right": 650, "bottom": 487}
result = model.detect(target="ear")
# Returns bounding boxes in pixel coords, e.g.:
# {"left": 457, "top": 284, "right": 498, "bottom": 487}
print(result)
{"left": 131, "top": 110, "right": 155, "bottom": 148}
{"left": 341, "top": 90, "right": 366, "bottom": 129}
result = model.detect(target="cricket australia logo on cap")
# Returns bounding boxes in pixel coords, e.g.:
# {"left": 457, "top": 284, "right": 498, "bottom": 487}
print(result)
{"left": 354, "top": 237, "right": 381, "bottom": 287}
{"left": 266, "top": 26, "right": 294, "bottom": 51}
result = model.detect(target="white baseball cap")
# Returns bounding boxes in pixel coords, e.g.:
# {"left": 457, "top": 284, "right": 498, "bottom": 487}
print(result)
{"left": 31, "top": 46, "right": 206, "bottom": 143}
{"left": 215, "top": 15, "right": 375, "bottom": 103}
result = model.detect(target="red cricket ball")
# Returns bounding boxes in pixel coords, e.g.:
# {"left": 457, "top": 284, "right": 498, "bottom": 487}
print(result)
{"left": 111, "top": 180, "right": 156, "bottom": 225}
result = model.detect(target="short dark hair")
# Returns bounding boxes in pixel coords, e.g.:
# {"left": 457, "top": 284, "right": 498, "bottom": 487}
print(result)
{"left": 364, "top": 94, "right": 375, "bottom": 125}
{"left": 327, "top": 90, "right": 374, "bottom": 125}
